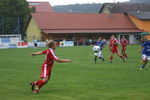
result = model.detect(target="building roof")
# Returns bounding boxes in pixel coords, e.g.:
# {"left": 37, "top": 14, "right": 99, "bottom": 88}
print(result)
{"left": 99, "top": 3, "right": 150, "bottom": 13}
{"left": 31, "top": 13, "right": 142, "bottom": 33}
{"left": 28, "top": 2, "right": 53, "bottom": 12}
{"left": 127, "top": 12, "right": 150, "bottom": 20}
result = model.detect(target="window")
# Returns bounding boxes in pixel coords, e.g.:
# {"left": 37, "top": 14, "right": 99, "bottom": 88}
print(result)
{"left": 29, "top": 3, "right": 40, "bottom": 6}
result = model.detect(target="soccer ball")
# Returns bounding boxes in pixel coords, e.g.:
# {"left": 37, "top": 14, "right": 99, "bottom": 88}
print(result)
{"left": 93, "top": 46, "right": 100, "bottom": 52}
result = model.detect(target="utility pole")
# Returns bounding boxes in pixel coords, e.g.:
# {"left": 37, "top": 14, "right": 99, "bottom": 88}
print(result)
{"left": 2, "top": 16, "right": 4, "bottom": 34}
{"left": 17, "top": 16, "right": 20, "bottom": 34}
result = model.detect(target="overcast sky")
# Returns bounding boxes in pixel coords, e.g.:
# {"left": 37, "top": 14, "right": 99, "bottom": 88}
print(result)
{"left": 26, "top": 0, "right": 129, "bottom": 6}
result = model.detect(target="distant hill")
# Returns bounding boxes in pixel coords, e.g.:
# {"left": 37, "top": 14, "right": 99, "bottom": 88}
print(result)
{"left": 52, "top": 1, "right": 150, "bottom": 13}
{"left": 52, "top": 3, "right": 102, "bottom": 13}
{"left": 129, "top": 0, "right": 150, "bottom": 3}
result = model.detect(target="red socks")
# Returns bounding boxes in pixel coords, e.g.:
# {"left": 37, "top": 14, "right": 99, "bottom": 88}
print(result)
{"left": 110, "top": 56, "right": 113, "bottom": 61}
{"left": 35, "top": 80, "right": 45, "bottom": 89}
{"left": 120, "top": 55, "right": 123, "bottom": 59}
{"left": 123, "top": 54, "right": 128, "bottom": 58}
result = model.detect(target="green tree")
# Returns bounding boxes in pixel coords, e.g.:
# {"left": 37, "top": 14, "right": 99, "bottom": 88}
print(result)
{"left": 0, "top": 0, "right": 31, "bottom": 35}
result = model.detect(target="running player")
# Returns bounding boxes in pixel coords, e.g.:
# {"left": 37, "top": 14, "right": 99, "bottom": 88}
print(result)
{"left": 139, "top": 38, "right": 150, "bottom": 70}
{"left": 93, "top": 37, "right": 106, "bottom": 63}
{"left": 121, "top": 36, "right": 128, "bottom": 59}
{"left": 30, "top": 41, "right": 71, "bottom": 94}
{"left": 109, "top": 35, "right": 125, "bottom": 63}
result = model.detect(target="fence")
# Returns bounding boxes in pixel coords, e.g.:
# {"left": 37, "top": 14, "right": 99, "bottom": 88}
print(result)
{"left": 0, "top": 16, "right": 21, "bottom": 34}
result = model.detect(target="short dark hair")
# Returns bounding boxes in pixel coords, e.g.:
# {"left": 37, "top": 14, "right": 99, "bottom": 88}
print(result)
{"left": 47, "top": 41, "right": 56, "bottom": 48}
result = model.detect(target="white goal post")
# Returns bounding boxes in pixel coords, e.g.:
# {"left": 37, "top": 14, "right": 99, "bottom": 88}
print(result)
{"left": 0, "top": 34, "right": 22, "bottom": 49}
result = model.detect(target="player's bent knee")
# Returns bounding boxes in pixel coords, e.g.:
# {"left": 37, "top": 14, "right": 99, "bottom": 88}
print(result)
{"left": 44, "top": 81, "right": 48, "bottom": 84}
{"left": 43, "top": 77, "right": 49, "bottom": 83}
{"left": 144, "top": 59, "right": 148, "bottom": 62}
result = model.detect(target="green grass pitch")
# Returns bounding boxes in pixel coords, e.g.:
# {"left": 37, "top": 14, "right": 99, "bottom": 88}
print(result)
{"left": 0, "top": 45, "right": 150, "bottom": 100}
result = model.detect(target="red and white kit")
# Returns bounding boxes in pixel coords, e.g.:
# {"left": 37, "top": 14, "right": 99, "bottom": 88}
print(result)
{"left": 110, "top": 38, "right": 119, "bottom": 54}
{"left": 121, "top": 38, "right": 128, "bottom": 51}
{"left": 121, "top": 38, "right": 128, "bottom": 58}
{"left": 40, "top": 48, "right": 58, "bottom": 79}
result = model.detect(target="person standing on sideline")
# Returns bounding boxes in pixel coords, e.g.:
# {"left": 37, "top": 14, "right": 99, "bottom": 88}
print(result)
{"left": 109, "top": 35, "right": 125, "bottom": 63}
{"left": 33, "top": 39, "right": 38, "bottom": 49}
{"left": 30, "top": 41, "right": 71, "bottom": 94}
{"left": 121, "top": 36, "right": 128, "bottom": 59}
{"left": 139, "top": 38, "right": 150, "bottom": 70}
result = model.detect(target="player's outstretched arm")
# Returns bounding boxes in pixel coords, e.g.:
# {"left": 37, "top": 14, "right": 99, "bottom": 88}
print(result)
{"left": 55, "top": 59, "right": 71, "bottom": 63}
{"left": 31, "top": 51, "right": 43, "bottom": 56}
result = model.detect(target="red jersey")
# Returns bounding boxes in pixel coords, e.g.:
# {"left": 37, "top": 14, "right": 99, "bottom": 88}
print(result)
{"left": 109, "top": 38, "right": 113, "bottom": 48}
{"left": 121, "top": 38, "right": 128, "bottom": 46}
{"left": 42, "top": 48, "right": 58, "bottom": 66}
{"left": 110, "top": 38, "right": 118, "bottom": 48}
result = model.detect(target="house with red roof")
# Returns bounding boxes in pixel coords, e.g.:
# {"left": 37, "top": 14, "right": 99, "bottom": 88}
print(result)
{"left": 99, "top": 3, "right": 150, "bottom": 14}
{"left": 28, "top": 2, "right": 53, "bottom": 12}
{"left": 25, "top": 12, "right": 142, "bottom": 44}
{"left": 99, "top": 3, "right": 150, "bottom": 39}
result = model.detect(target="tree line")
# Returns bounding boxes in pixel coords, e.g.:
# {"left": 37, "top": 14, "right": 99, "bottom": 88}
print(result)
{"left": 0, "top": 0, "right": 31, "bottom": 36}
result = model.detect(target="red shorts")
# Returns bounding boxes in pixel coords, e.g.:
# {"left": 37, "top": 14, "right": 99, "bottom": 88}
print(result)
{"left": 111, "top": 47, "right": 119, "bottom": 54}
{"left": 40, "top": 63, "right": 52, "bottom": 79}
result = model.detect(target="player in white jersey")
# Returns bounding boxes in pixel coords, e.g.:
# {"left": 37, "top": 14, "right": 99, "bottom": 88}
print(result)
{"left": 93, "top": 44, "right": 105, "bottom": 63}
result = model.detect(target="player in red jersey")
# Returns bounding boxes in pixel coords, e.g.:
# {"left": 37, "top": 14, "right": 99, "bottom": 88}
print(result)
{"left": 109, "top": 35, "right": 125, "bottom": 63}
{"left": 109, "top": 36, "right": 114, "bottom": 51}
{"left": 30, "top": 41, "right": 71, "bottom": 94}
{"left": 121, "top": 36, "right": 128, "bottom": 59}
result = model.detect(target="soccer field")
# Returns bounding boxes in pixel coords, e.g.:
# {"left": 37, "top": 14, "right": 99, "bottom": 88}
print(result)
{"left": 0, "top": 45, "right": 150, "bottom": 100}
